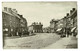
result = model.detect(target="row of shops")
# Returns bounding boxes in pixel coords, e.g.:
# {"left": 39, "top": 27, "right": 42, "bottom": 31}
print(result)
{"left": 50, "top": 8, "right": 77, "bottom": 36}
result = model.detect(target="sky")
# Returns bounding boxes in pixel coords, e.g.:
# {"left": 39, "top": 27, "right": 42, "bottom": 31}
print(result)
{"left": 2, "top": 2, "right": 77, "bottom": 27}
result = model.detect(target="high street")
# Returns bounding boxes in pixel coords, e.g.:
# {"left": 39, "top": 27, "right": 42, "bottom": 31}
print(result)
{"left": 4, "top": 33, "right": 60, "bottom": 49}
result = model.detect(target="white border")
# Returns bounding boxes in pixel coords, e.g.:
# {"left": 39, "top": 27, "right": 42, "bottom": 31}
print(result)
{"left": 0, "top": 0, "right": 80, "bottom": 51}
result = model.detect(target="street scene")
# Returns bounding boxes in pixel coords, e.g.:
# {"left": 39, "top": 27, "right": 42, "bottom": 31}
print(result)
{"left": 4, "top": 33, "right": 60, "bottom": 49}
{"left": 2, "top": 2, "right": 78, "bottom": 49}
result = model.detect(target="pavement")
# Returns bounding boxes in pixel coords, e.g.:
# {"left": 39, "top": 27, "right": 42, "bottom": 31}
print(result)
{"left": 43, "top": 36, "right": 78, "bottom": 49}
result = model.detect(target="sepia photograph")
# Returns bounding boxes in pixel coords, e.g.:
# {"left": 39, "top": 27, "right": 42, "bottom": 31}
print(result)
{"left": 2, "top": 1, "right": 78, "bottom": 49}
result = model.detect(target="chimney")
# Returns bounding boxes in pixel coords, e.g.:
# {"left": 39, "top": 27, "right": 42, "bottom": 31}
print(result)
{"left": 18, "top": 14, "right": 23, "bottom": 18}
{"left": 72, "top": 8, "right": 75, "bottom": 11}
{"left": 4, "top": 7, "right": 7, "bottom": 11}
{"left": 70, "top": 10, "right": 73, "bottom": 14}
{"left": 64, "top": 16, "right": 67, "bottom": 18}
{"left": 39, "top": 22, "right": 41, "bottom": 25}
{"left": 36, "top": 22, "right": 38, "bottom": 25}
{"left": 12, "top": 9, "right": 17, "bottom": 14}
{"left": 66, "top": 13, "right": 69, "bottom": 16}
{"left": 20, "top": 15, "right": 23, "bottom": 18}
{"left": 7, "top": 8, "right": 12, "bottom": 13}
{"left": 33, "top": 22, "right": 36, "bottom": 25}
{"left": 20, "top": 15, "right": 23, "bottom": 17}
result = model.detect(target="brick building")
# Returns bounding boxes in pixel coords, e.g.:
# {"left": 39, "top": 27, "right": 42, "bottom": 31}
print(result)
{"left": 2, "top": 7, "right": 28, "bottom": 36}
{"left": 17, "top": 14, "right": 28, "bottom": 35}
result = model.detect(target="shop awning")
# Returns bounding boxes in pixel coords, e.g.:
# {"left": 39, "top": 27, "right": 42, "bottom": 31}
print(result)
{"left": 56, "top": 28, "right": 62, "bottom": 31}
{"left": 71, "top": 27, "right": 76, "bottom": 32}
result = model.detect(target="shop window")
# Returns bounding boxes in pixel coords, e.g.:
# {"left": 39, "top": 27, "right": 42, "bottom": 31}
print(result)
{"left": 3, "top": 28, "right": 8, "bottom": 31}
{"left": 11, "top": 29, "right": 13, "bottom": 31}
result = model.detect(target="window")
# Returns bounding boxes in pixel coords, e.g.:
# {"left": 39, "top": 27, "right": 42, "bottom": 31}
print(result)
{"left": 3, "top": 28, "right": 8, "bottom": 31}
{"left": 11, "top": 29, "right": 13, "bottom": 31}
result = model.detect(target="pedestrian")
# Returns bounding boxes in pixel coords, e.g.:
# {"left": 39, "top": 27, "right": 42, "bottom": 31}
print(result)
{"left": 19, "top": 33, "right": 22, "bottom": 37}
{"left": 66, "top": 28, "right": 69, "bottom": 37}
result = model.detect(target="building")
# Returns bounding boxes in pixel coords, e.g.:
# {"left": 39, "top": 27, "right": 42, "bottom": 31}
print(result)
{"left": 50, "top": 8, "right": 77, "bottom": 36}
{"left": 55, "top": 18, "right": 65, "bottom": 34}
{"left": 17, "top": 14, "right": 28, "bottom": 35}
{"left": 62, "top": 8, "right": 77, "bottom": 36}
{"left": 57, "top": 8, "right": 77, "bottom": 36}
{"left": 2, "top": 7, "right": 20, "bottom": 36}
{"left": 43, "top": 27, "right": 51, "bottom": 33}
{"left": 68, "top": 8, "right": 77, "bottom": 36}
{"left": 2, "top": 7, "right": 28, "bottom": 37}
{"left": 50, "top": 19, "right": 58, "bottom": 33}
{"left": 28, "top": 22, "right": 43, "bottom": 33}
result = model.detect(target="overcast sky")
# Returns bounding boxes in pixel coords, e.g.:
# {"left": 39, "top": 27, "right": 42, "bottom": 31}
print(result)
{"left": 2, "top": 2, "right": 77, "bottom": 27}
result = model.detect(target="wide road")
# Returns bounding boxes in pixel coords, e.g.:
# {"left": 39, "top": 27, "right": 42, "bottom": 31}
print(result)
{"left": 4, "top": 33, "right": 60, "bottom": 49}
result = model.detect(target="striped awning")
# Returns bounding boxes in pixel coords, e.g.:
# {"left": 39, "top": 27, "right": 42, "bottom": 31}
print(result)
{"left": 71, "top": 27, "right": 76, "bottom": 32}
{"left": 56, "top": 28, "right": 62, "bottom": 31}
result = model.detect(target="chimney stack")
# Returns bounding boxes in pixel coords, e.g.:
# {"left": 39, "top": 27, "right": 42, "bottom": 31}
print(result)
{"left": 7, "top": 8, "right": 12, "bottom": 13}
{"left": 72, "top": 8, "right": 75, "bottom": 11}
{"left": 12, "top": 9, "right": 17, "bottom": 14}
{"left": 66, "top": 13, "right": 69, "bottom": 16}
{"left": 70, "top": 10, "right": 73, "bottom": 14}
{"left": 4, "top": 7, "right": 7, "bottom": 11}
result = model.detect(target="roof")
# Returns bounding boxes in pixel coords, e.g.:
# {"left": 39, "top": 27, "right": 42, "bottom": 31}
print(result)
{"left": 2, "top": 10, "right": 21, "bottom": 19}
